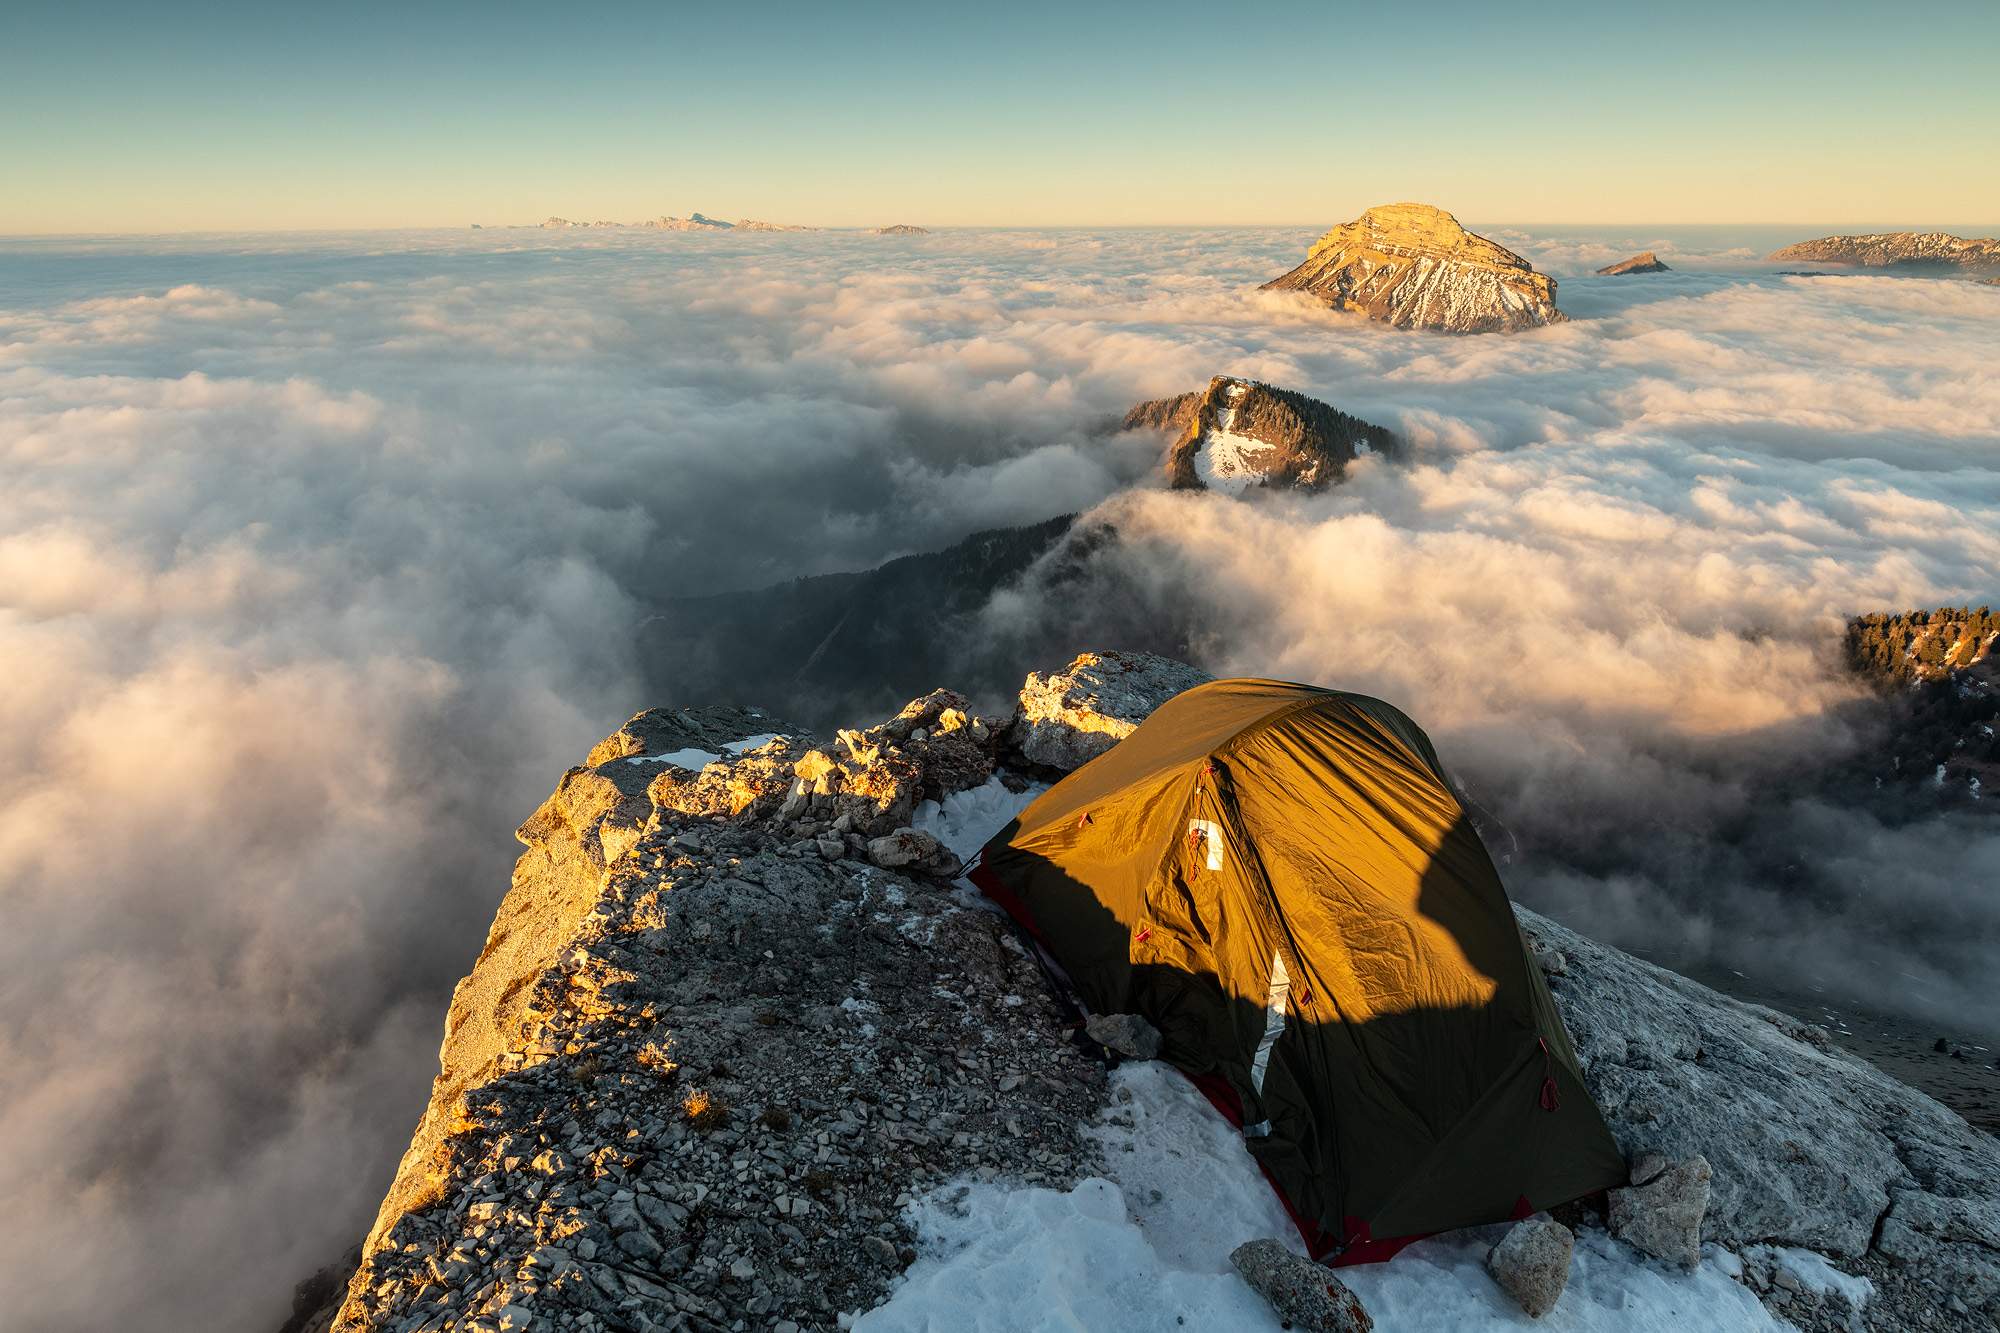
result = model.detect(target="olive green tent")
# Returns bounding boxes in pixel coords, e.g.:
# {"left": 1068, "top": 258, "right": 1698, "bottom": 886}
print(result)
{"left": 970, "top": 678, "right": 1626, "bottom": 1262}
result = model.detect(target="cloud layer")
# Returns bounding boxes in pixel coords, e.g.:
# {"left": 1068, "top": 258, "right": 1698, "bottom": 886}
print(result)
{"left": 1, "top": 226, "right": 1995, "bottom": 1329}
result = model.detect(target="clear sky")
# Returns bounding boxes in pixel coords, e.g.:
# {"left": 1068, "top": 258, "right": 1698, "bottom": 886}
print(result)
{"left": 3, "top": 0, "right": 1997, "bottom": 234}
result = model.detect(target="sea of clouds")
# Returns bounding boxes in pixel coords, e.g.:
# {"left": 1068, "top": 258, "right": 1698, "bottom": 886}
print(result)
{"left": 1, "top": 225, "right": 1996, "bottom": 1329}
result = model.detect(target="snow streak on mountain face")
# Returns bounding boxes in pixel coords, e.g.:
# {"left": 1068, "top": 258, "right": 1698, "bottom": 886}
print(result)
{"left": 0, "top": 226, "right": 1996, "bottom": 1330}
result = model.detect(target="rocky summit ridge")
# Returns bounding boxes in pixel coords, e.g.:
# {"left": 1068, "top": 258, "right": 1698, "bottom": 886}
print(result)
{"left": 325, "top": 651, "right": 2000, "bottom": 1332}
{"left": 1120, "top": 376, "right": 1400, "bottom": 494}
{"left": 1261, "top": 202, "right": 1565, "bottom": 334}
{"left": 1768, "top": 231, "right": 2000, "bottom": 277}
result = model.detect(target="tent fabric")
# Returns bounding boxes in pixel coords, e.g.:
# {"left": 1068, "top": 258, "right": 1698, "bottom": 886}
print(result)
{"left": 972, "top": 678, "right": 1627, "bottom": 1261}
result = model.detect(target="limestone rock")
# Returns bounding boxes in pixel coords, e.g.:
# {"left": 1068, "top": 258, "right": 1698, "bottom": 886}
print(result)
{"left": 334, "top": 689, "right": 1107, "bottom": 1332}
{"left": 1229, "top": 1239, "right": 1372, "bottom": 1333}
{"left": 1525, "top": 904, "right": 2000, "bottom": 1323}
{"left": 1010, "top": 652, "right": 1212, "bottom": 771}
{"left": 1597, "top": 251, "right": 1670, "bottom": 275}
{"left": 1085, "top": 1012, "right": 1163, "bottom": 1061}
{"left": 1608, "top": 1155, "right": 1711, "bottom": 1269}
{"left": 1122, "top": 376, "right": 1399, "bottom": 494}
{"left": 779, "top": 694, "right": 994, "bottom": 841}
{"left": 1261, "top": 203, "right": 1565, "bottom": 333}
{"left": 1768, "top": 231, "right": 2000, "bottom": 277}
{"left": 1486, "top": 1218, "right": 1573, "bottom": 1317}
{"left": 344, "top": 705, "right": 801, "bottom": 1274}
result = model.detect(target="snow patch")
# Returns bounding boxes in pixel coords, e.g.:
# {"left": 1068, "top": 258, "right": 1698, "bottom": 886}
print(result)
{"left": 625, "top": 747, "right": 722, "bottom": 769}
{"left": 859, "top": 1062, "right": 1790, "bottom": 1331}
{"left": 1194, "top": 381, "right": 1276, "bottom": 495}
{"left": 1742, "top": 1244, "right": 1873, "bottom": 1310}
{"left": 1194, "top": 428, "right": 1280, "bottom": 494}
{"left": 912, "top": 776, "right": 1044, "bottom": 865}
{"left": 622, "top": 732, "right": 781, "bottom": 769}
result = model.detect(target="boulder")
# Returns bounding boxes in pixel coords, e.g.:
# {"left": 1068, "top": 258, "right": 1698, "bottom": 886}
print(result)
{"left": 1085, "top": 1012, "right": 1163, "bottom": 1061}
{"left": 1608, "top": 1155, "right": 1711, "bottom": 1269}
{"left": 866, "top": 827, "right": 962, "bottom": 878}
{"left": 1011, "top": 652, "right": 1212, "bottom": 771}
{"left": 1229, "top": 1239, "right": 1372, "bottom": 1333}
{"left": 1486, "top": 1218, "right": 1573, "bottom": 1317}
{"left": 781, "top": 690, "right": 995, "bottom": 838}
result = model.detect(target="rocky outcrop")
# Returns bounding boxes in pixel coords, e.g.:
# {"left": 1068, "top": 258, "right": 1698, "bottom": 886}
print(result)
{"left": 1849, "top": 607, "right": 1999, "bottom": 687}
{"left": 1261, "top": 203, "right": 1565, "bottom": 333}
{"left": 1597, "top": 251, "right": 1670, "bottom": 275}
{"left": 1845, "top": 608, "right": 1998, "bottom": 806}
{"left": 1524, "top": 906, "right": 2000, "bottom": 1325}
{"left": 349, "top": 707, "right": 807, "bottom": 1268}
{"left": 1768, "top": 231, "right": 2000, "bottom": 278}
{"left": 1009, "top": 651, "right": 1212, "bottom": 771}
{"left": 334, "top": 688, "right": 1107, "bottom": 1332}
{"left": 1122, "top": 376, "right": 1399, "bottom": 493}
{"left": 1118, "top": 390, "right": 1201, "bottom": 435}
{"left": 873, "top": 225, "right": 929, "bottom": 235}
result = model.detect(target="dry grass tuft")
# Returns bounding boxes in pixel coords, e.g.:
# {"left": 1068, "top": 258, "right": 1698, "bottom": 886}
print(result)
{"left": 636, "top": 1042, "right": 679, "bottom": 1077}
{"left": 683, "top": 1088, "right": 730, "bottom": 1132}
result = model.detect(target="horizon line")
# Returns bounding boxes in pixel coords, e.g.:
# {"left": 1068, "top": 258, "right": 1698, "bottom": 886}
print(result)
{"left": 6, "top": 218, "right": 2000, "bottom": 241}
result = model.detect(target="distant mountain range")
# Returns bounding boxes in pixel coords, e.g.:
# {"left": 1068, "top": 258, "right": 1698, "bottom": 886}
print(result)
{"left": 531, "top": 214, "right": 938, "bottom": 233}
{"left": 1768, "top": 231, "right": 2000, "bottom": 279}
{"left": 538, "top": 213, "right": 820, "bottom": 232}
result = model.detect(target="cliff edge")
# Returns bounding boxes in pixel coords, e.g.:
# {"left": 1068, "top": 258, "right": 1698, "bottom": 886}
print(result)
{"left": 333, "top": 653, "right": 2000, "bottom": 1331}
